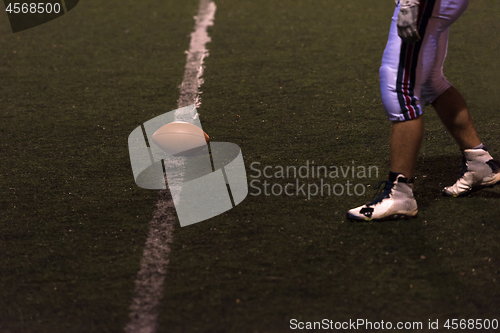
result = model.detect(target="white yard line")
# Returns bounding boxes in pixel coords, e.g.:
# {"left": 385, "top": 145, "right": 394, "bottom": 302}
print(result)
{"left": 177, "top": 0, "right": 216, "bottom": 111}
{"left": 124, "top": 1, "right": 216, "bottom": 332}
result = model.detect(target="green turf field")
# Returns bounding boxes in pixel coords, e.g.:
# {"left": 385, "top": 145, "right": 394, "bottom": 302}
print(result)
{"left": 1, "top": 0, "right": 500, "bottom": 332}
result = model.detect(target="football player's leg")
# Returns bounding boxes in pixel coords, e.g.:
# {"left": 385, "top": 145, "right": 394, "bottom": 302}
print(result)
{"left": 347, "top": 2, "right": 428, "bottom": 221}
{"left": 421, "top": 4, "right": 500, "bottom": 196}
{"left": 390, "top": 117, "right": 423, "bottom": 180}
{"left": 379, "top": 1, "right": 433, "bottom": 179}
{"left": 432, "top": 86, "right": 480, "bottom": 150}
{"left": 422, "top": 22, "right": 480, "bottom": 151}
{"left": 431, "top": 91, "right": 500, "bottom": 197}
{"left": 384, "top": 1, "right": 444, "bottom": 178}
{"left": 430, "top": 86, "right": 500, "bottom": 197}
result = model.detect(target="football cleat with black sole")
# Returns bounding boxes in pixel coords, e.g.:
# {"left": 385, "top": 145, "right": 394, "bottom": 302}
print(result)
{"left": 347, "top": 172, "right": 418, "bottom": 222}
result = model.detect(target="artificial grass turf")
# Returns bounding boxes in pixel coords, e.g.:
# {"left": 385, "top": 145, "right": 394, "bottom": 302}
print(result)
{"left": 159, "top": 0, "right": 500, "bottom": 332}
{"left": 0, "top": 0, "right": 199, "bottom": 331}
{"left": 0, "top": 0, "right": 499, "bottom": 332}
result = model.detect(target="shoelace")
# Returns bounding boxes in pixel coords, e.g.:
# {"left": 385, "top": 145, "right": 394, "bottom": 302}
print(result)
{"left": 366, "top": 180, "right": 394, "bottom": 206}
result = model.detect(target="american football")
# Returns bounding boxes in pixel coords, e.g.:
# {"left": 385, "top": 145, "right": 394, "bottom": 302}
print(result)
{"left": 151, "top": 121, "right": 210, "bottom": 156}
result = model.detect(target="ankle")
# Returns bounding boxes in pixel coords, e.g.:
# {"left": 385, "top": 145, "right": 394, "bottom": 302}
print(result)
{"left": 389, "top": 171, "right": 414, "bottom": 184}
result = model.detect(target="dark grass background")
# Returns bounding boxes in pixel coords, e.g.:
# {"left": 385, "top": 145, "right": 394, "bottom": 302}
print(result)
{"left": 0, "top": 0, "right": 199, "bottom": 331}
{"left": 1, "top": 0, "right": 500, "bottom": 332}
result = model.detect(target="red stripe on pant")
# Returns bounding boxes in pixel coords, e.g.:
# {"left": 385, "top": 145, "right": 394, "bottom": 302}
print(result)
{"left": 402, "top": 44, "right": 416, "bottom": 119}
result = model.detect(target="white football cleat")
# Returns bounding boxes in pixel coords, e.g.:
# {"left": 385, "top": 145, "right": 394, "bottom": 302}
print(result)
{"left": 442, "top": 148, "right": 500, "bottom": 197}
{"left": 347, "top": 173, "right": 418, "bottom": 221}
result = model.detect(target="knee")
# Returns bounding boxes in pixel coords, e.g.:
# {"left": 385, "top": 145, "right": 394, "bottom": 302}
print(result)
{"left": 379, "top": 65, "right": 422, "bottom": 122}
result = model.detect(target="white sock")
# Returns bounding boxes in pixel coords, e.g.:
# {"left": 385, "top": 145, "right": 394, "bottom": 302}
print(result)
{"left": 473, "top": 143, "right": 484, "bottom": 150}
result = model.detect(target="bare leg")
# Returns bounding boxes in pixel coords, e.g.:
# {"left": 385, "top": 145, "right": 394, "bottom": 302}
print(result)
{"left": 390, "top": 116, "right": 424, "bottom": 179}
{"left": 347, "top": 115, "right": 421, "bottom": 221}
{"left": 431, "top": 86, "right": 481, "bottom": 150}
